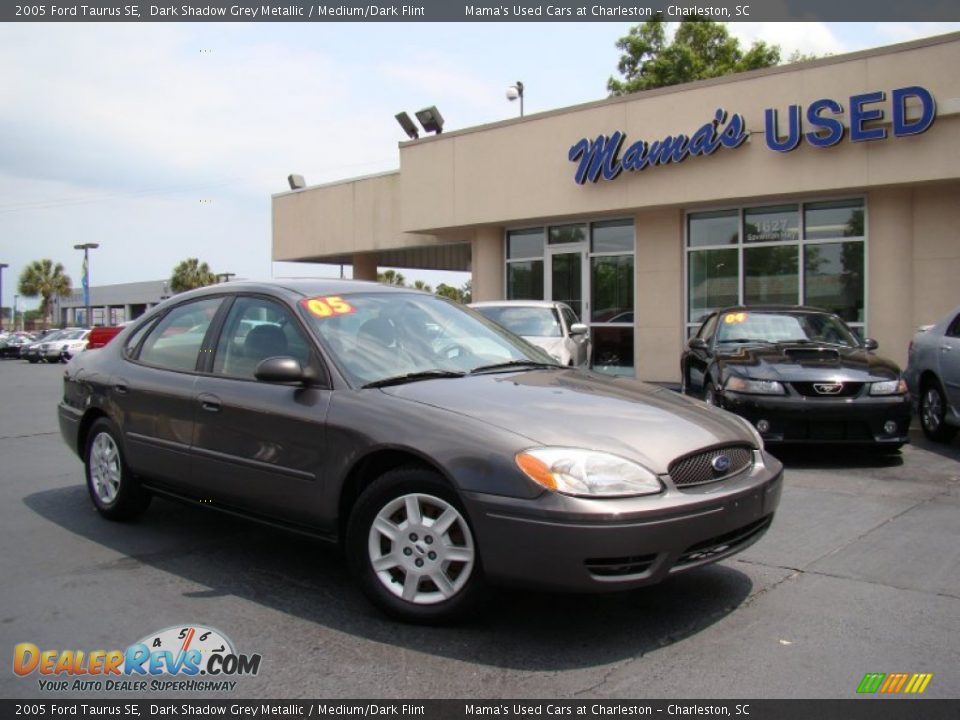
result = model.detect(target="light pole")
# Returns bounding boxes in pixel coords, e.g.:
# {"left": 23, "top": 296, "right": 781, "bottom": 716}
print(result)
{"left": 0, "top": 262, "right": 8, "bottom": 333}
{"left": 506, "top": 81, "right": 525, "bottom": 117}
{"left": 73, "top": 243, "right": 99, "bottom": 327}
{"left": 13, "top": 294, "right": 18, "bottom": 332}
{"left": 216, "top": 272, "right": 236, "bottom": 283}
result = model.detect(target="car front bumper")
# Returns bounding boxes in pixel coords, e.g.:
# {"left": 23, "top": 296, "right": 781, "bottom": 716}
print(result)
{"left": 720, "top": 391, "right": 911, "bottom": 444}
{"left": 462, "top": 450, "right": 782, "bottom": 592}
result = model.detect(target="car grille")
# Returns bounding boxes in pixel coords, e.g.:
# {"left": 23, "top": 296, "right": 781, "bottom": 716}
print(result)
{"left": 668, "top": 445, "right": 753, "bottom": 488}
{"left": 584, "top": 553, "right": 658, "bottom": 579}
{"left": 791, "top": 381, "right": 864, "bottom": 398}
{"left": 673, "top": 516, "right": 773, "bottom": 569}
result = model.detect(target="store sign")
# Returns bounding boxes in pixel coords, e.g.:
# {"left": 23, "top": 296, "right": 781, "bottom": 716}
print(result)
{"left": 569, "top": 85, "right": 936, "bottom": 185}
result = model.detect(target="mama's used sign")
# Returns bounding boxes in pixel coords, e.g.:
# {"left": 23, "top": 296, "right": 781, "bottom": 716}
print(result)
{"left": 568, "top": 86, "right": 936, "bottom": 185}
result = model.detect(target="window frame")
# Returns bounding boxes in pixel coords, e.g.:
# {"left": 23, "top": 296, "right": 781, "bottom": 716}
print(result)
{"left": 127, "top": 295, "right": 229, "bottom": 375}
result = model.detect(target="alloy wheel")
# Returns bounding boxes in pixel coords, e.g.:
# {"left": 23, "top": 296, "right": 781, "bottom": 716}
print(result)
{"left": 921, "top": 387, "right": 943, "bottom": 432}
{"left": 90, "top": 432, "right": 122, "bottom": 505}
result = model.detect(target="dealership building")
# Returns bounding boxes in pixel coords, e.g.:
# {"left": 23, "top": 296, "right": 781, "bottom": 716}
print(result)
{"left": 272, "top": 32, "right": 960, "bottom": 382}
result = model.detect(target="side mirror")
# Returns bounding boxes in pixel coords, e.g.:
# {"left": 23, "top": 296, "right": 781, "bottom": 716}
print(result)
{"left": 255, "top": 356, "right": 311, "bottom": 384}
{"left": 688, "top": 337, "right": 709, "bottom": 351}
{"left": 569, "top": 323, "right": 589, "bottom": 336}
{"left": 863, "top": 338, "right": 879, "bottom": 351}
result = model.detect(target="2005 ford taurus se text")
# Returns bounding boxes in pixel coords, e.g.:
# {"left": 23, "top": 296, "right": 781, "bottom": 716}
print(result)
{"left": 59, "top": 281, "right": 782, "bottom": 623}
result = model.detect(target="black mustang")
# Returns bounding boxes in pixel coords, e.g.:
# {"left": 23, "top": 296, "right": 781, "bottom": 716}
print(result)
{"left": 681, "top": 306, "right": 911, "bottom": 449}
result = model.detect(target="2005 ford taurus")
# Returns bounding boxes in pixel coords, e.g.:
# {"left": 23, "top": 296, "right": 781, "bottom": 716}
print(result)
{"left": 59, "top": 280, "right": 782, "bottom": 623}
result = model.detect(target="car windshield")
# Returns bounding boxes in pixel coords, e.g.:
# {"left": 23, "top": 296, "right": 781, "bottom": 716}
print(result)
{"left": 715, "top": 311, "right": 860, "bottom": 347}
{"left": 41, "top": 330, "right": 67, "bottom": 342}
{"left": 298, "top": 292, "right": 558, "bottom": 387}
{"left": 472, "top": 305, "right": 563, "bottom": 337}
{"left": 60, "top": 329, "right": 87, "bottom": 340}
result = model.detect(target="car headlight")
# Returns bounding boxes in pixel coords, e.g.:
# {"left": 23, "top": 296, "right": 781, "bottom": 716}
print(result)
{"left": 724, "top": 376, "right": 786, "bottom": 395}
{"left": 515, "top": 448, "right": 663, "bottom": 497}
{"left": 870, "top": 379, "right": 908, "bottom": 396}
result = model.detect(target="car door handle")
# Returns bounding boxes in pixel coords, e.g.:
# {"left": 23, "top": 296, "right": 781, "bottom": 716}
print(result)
{"left": 941, "top": 345, "right": 953, "bottom": 352}
{"left": 113, "top": 382, "right": 129, "bottom": 395}
{"left": 198, "top": 394, "right": 222, "bottom": 412}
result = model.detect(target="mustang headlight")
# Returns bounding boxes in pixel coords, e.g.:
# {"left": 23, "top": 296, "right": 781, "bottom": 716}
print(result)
{"left": 870, "top": 379, "right": 908, "bottom": 396}
{"left": 516, "top": 448, "right": 663, "bottom": 497}
{"left": 724, "top": 376, "right": 786, "bottom": 395}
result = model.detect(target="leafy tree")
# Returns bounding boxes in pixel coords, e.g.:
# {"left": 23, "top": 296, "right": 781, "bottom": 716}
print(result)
{"left": 18, "top": 259, "right": 72, "bottom": 328}
{"left": 412, "top": 279, "right": 433, "bottom": 293}
{"left": 170, "top": 258, "right": 216, "bottom": 293}
{"left": 608, "top": 17, "right": 781, "bottom": 95}
{"left": 434, "top": 281, "right": 473, "bottom": 304}
{"left": 377, "top": 269, "right": 406, "bottom": 287}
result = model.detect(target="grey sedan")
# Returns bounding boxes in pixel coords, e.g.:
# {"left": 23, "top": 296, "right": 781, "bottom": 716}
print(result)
{"left": 58, "top": 280, "right": 782, "bottom": 623}
{"left": 905, "top": 304, "right": 960, "bottom": 442}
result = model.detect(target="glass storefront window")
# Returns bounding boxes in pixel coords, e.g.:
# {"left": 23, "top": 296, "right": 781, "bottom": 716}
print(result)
{"left": 804, "top": 241, "right": 865, "bottom": 322}
{"left": 591, "top": 255, "right": 633, "bottom": 323}
{"left": 507, "top": 260, "right": 544, "bottom": 300}
{"left": 592, "top": 220, "right": 634, "bottom": 253}
{"left": 804, "top": 199, "right": 864, "bottom": 240}
{"left": 744, "top": 204, "right": 799, "bottom": 243}
{"left": 551, "top": 252, "right": 582, "bottom": 320}
{"left": 744, "top": 245, "right": 799, "bottom": 305}
{"left": 688, "top": 210, "right": 738, "bottom": 247}
{"left": 507, "top": 228, "right": 544, "bottom": 259}
{"left": 688, "top": 248, "right": 738, "bottom": 323}
{"left": 591, "top": 326, "right": 634, "bottom": 376}
{"left": 548, "top": 224, "right": 586, "bottom": 245}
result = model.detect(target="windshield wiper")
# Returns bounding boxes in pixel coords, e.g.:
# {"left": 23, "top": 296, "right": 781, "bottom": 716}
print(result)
{"left": 362, "top": 370, "right": 465, "bottom": 389}
{"left": 470, "top": 360, "right": 561, "bottom": 374}
{"left": 721, "top": 338, "right": 775, "bottom": 344}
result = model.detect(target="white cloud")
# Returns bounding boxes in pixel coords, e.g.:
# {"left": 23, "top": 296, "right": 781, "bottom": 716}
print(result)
{"left": 728, "top": 22, "right": 847, "bottom": 60}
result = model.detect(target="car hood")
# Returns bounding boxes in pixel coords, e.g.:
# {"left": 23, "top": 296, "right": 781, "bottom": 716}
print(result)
{"left": 717, "top": 342, "right": 900, "bottom": 382}
{"left": 381, "top": 369, "right": 754, "bottom": 475}
{"left": 522, "top": 336, "right": 568, "bottom": 360}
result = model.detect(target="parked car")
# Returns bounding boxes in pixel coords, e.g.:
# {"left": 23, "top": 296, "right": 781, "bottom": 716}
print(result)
{"left": 681, "top": 306, "right": 910, "bottom": 449}
{"left": 43, "top": 328, "right": 91, "bottom": 362}
{"left": 469, "top": 300, "right": 591, "bottom": 367}
{"left": 905, "top": 303, "right": 960, "bottom": 442}
{"left": 22, "top": 329, "right": 67, "bottom": 363}
{"left": 86, "top": 323, "right": 131, "bottom": 350}
{"left": 0, "top": 335, "right": 31, "bottom": 359}
{"left": 59, "top": 281, "right": 782, "bottom": 623}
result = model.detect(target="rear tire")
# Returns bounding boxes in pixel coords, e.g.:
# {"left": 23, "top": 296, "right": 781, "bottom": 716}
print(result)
{"left": 919, "top": 380, "right": 958, "bottom": 443}
{"left": 346, "top": 467, "right": 485, "bottom": 624}
{"left": 84, "top": 418, "right": 151, "bottom": 520}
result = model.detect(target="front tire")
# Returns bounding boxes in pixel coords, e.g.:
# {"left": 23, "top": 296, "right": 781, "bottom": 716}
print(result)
{"left": 346, "top": 467, "right": 485, "bottom": 624}
{"left": 919, "top": 380, "right": 958, "bottom": 443}
{"left": 704, "top": 380, "right": 719, "bottom": 407}
{"left": 84, "top": 418, "right": 151, "bottom": 520}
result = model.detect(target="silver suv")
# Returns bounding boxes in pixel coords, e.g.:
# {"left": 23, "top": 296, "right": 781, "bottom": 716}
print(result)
{"left": 905, "top": 304, "right": 960, "bottom": 442}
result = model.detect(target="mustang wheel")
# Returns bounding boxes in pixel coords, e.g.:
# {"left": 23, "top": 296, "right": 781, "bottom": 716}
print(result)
{"left": 919, "top": 381, "right": 958, "bottom": 443}
{"left": 347, "top": 468, "right": 484, "bottom": 624}
{"left": 84, "top": 418, "right": 151, "bottom": 520}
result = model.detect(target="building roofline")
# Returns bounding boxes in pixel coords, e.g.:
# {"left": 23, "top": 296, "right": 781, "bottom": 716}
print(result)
{"left": 271, "top": 169, "right": 400, "bottom": 199}
{"left": 400, "top": 30, "right": 960, "bottom": 147}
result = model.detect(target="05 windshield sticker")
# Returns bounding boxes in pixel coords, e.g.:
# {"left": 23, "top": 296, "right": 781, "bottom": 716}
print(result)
{"left": 302, "top": 296, "right": 356, "bottom": 318}
{"left": 724, "top": 312, "right": 749, "bottom": 324}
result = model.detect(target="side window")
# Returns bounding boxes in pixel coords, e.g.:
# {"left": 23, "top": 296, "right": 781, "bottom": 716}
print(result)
{"left": 947, "top": 313, "right": 960, "bottom": 339}
{"left": 124, "top": 318, "right": 159, "bottom": 359}
{"left": 137, "top": 298, "right": 223, "bottom": 372}
{"left": 561, "top": 306, "right": 579, "bottom": 330}
{"left": 697, "top": 313, "right": 719, "bottom": 343}
{"left": 212, "top": 296, "right": 314, "bottom": 380}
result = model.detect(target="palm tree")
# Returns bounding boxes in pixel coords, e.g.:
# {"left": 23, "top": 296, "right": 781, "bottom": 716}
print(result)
{"left": 412, "top": 279, "right": 433, "bottom": 293}
{"left": 170, "top": 258, "right": 216, "bottom": 293}
{"left": 18, "top": 259, "right": 72, "bottom": 329}
{"left": 377, "top": 269, "right": 406, "bottom": 286}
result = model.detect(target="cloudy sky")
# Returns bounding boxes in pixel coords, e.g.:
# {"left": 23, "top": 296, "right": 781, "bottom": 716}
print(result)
{"left": 2, "top": 21, "right": 959, "bottom": 310}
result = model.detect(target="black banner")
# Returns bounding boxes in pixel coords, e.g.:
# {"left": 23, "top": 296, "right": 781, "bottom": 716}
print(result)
{"left": 4, "top": 0, "right": 960, "bottom": 22}
{"left": 1, "top": 700, "right": 959, "bottom": 720}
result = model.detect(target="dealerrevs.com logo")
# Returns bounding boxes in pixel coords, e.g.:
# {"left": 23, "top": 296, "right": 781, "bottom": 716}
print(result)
{"left": 857, "top": 672, "right": 934, "bottom": 695}
{"left": 13, "top": 625, "right": 262, "bottom": 693}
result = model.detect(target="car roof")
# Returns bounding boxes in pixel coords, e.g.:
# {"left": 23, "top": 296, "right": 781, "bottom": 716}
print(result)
{"left": 712, "top": 305, "right": 834, "bottom": 315}
{"left": 165, "top": 279, "right": 419, "bottom": 302}
{"left": 469, "top": 300, "right": 565, "bottom": 309}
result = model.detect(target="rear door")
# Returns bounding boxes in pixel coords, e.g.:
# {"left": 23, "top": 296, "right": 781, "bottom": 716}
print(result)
{"left": 112, "top": 296, "right": 225, "bottom": 491}
{"left": 940, "top": 312, "right": 960, "bottom": 411}
{"left": 191, "top": 295, "right": 332, "bottom": 526}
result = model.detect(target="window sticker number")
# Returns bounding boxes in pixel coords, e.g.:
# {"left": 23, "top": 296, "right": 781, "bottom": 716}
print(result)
{"left": 724, "top": 312, "right": 748, "bottom": 324}
{"left": 303, "top": 296, "right": 355, "bottom": 318}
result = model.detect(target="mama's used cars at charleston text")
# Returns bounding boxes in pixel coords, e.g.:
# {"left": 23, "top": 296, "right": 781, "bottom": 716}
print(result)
{"left": 59, "top": 280, "right": 782, "bottom": 623}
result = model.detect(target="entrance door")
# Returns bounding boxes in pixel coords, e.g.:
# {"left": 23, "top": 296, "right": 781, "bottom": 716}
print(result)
{"left": 546, "top": 246, "right": 587, "bottom": 323}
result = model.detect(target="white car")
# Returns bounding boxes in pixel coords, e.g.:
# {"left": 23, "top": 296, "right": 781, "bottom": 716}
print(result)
{"left": 41, "top": 328, "right": 91, "bottom": 363}
{"left": 905, "top": 304, "right": 960, "bottom": 442}
{"left": 469, "top": 300, "right": 591, "bottom": 367}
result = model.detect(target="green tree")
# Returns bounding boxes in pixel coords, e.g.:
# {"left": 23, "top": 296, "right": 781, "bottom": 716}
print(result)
{"left": 608, "top": 17, "right": 781, "bottom": 95}
{"left": 412, "top": 279, "right": 433, "bottom": 293}
{"left": 170, "top": 258, "right": 216, "bottom": 293}
{"left": 434, "top": 281, "right": 473, "bottom": 304}
{"left": 18, "top": 259, "right": 72, "bottom": 329}
{"left": 377, "top": 269, "right": 406, "bottom": 287}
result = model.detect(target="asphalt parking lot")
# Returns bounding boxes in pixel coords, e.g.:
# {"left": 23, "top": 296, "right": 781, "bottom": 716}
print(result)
{"left": 1, "top": 358, "right": 958, "bottom": 700}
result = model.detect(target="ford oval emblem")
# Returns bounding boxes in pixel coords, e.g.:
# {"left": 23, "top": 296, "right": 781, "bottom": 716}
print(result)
{"left": 712, "top": 455, "right": 731, "bottom": 474}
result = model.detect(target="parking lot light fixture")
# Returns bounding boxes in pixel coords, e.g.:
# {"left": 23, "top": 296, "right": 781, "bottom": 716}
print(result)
{"left": 73, "top": 244, "right": 99, "bottom": 327}
{"left": 0, "top": 262, "right": 8, "bottom": 333}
